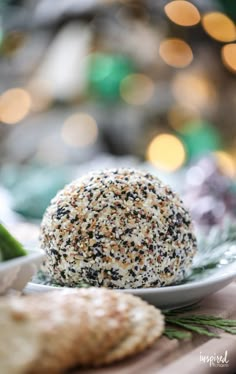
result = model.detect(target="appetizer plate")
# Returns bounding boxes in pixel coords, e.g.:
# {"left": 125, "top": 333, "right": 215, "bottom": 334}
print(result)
{"left": 0, "top": 249, "right": 45, "bottom": 295}
{"left": 26, "top": 260, "right": 236, "bottom": 309}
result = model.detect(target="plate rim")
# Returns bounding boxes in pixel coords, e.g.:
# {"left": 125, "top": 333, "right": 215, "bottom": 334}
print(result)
{"left": 27, "top": 260, "right": 236, "bottom": 294}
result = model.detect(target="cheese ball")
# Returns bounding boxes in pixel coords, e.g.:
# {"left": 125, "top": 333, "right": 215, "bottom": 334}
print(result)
{"left": 40, "top": 169, "right": 197, "bottom": 288}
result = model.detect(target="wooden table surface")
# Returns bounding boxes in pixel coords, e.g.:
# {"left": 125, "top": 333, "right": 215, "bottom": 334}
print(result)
{"left": 78, "top": 282, "right": 236, "bottom": 374}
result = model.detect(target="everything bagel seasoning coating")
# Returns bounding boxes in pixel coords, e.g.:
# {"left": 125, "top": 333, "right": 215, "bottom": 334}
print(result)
{"left": 40, "top": 169, "right": 197, "bottom": 288}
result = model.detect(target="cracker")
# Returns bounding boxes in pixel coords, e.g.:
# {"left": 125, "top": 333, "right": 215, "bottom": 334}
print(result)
{"left": 28, "top": 288, "right": 131, "bottom": 371}
{"left": 0, "top": 300, "right": 42, "bottom": 374}
{"left": 0, "top": 289, "right": 164, "bottom": 373}
{"left": 94, "top": 293, "right": 164, "bottom": 365}
{"left": 0, "top": 288, "right": 130, "bottom": 373}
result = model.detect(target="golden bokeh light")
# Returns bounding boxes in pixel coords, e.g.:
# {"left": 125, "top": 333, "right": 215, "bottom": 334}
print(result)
{"left": 214, "top": 151, "right": 235, "bottom": 177}
{"left": 165, "top": 1, "right": 200, "bottom": 27}
{"left": 202, "top": 12, "right": 236, "bottom": 42}
{"left": 146, "top": 133, "right": 186, "bottom": 171}
{"left": 221, "top": 43, "right": 236, "bottom": 73}
{"left": 120, "top": 74, "right": 154, "bottom": 105}
{"left": 167, "top": 105, "right": 200, "bottom": 132}
{"left": 172, "top": 72, "right": 216, "bottom": 109}
{"left": 159, "top": 38, "right": 193, "bottom": 68}
{"left": 61, "top": 113, "right": 98, "bottom": 148}
{"left": 0, "top": 88, "right": 31, "bottom": 124}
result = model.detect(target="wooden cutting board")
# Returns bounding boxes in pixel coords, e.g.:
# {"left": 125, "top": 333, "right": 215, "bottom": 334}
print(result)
{"left": 77, "top": 282, "right": 236, "bottom": 374}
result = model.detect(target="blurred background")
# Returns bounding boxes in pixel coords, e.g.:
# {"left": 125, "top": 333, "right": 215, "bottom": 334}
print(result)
{"left": 0, "top": 0, "right": 236, "bottom": 239}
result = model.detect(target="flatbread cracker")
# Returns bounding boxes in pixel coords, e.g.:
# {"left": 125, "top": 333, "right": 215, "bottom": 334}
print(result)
{"left": 0, "top": 300, "right": 42, "bottom": 374}
{"left": 0, "top": 289, "right": 130, "bottom": 373}
{"left": 0, "top": 288, "right": 164, "bottom": 373}
{"left": 94, "top": 293, "right": 164, "bottom": 365}
{"left": 29, "top": 288, "right": 132, "bottom": 372}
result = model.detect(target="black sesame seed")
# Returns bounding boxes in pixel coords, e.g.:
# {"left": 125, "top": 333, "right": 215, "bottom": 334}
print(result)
{"left": 129, "top": 269, "right": 136, "bottom": 277}
{"left": 60, "top": 270, "right": 66, "bottom": 279}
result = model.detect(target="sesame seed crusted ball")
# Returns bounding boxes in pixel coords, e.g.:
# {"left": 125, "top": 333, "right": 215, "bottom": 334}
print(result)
{"left": 40, "top": 168, "right": 197, "bottom": 289}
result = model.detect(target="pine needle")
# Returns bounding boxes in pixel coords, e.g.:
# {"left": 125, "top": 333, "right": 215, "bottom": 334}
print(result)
{"left": 164, "top": 328, "right": 192, "bottom": 340}
{"left": 163, "top": 305, "right": 236, "bottom": 340}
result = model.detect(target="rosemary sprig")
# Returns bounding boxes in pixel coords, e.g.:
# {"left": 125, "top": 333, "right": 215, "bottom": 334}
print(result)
{"left": 192, "top": 221, "right": 236, "bottom": 271}
{"left": 181, "top": 221, "right": 236, "bottom": 283}
{"left": 163, "top": 305, "right": 236, "bottom": 340}
{"left": 164, "top": 328, "right": 191, "bottom": 340}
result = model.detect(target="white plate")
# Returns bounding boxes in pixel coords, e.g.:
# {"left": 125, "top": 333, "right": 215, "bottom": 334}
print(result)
{"left": 26, "top": 261, "right": 236, "bottom": 309}
{"left": 0, "top": 249, "right": 45, "bottom": 295}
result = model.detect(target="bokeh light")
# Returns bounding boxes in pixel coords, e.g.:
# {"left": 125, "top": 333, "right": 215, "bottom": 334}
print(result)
{"left": 214, "top": 151, "right": 235, "bottom": 177}
{"left": 120, "top": 74, "right": 154, "bottom": 105}
{"left": 221, "top": 43, "right": 236, "bottom": 73}
{"left": 186, "top": 166, "right": 205, "bottom": 187}
{"left": 172, "top": 72, "right": 216, "bottom": 109}
{"left": 0, "top": 88, "right": 31, "bottom": 125}
{"left": 202, "top": 12, "right": 236, "bottom": 42}
{"left": 61, "top": 113, "right": 98, "bottom": 148}
{"left": 165, "top": 1, "right": 200, "bottom": 27}
{"left": 88, "top": 53, "right": 133, "bottom": 99}
{"left": 159, "top": 38, "right": 193, "bottom": 68}
{"left": 179, "top": 120, "right": 221, "bottom": 159}
{"left": 146, "top": 133, "right": 186, "bottom": 171}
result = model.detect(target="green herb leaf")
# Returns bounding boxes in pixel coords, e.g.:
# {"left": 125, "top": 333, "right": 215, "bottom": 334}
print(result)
{"left": 165, "top": 318, "right": 219, "bottom": 338}
{"left": 164, "top": 328, "right": 192, "bottom": 340}
{"left": 189, "top": 221, "right": 236, "bottom": 281}
{"left": 163, "top": 304, "right": 236, "bottom": 340}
